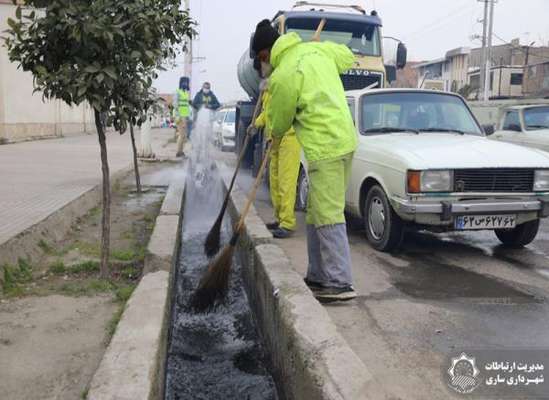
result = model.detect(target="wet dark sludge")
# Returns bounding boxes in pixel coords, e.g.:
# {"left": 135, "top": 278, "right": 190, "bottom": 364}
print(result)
{"left": 164, "top": 110, "right": 278, "bottom": 400}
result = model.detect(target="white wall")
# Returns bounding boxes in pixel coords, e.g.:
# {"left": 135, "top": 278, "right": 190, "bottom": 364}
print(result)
{"left": 0, "top": 4, "right": 93, "bottom": 142}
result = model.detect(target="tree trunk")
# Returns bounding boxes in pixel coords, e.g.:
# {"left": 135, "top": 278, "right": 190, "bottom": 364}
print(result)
{"left": 129, "top": 124, "right": 142, "bottom": 193}
{"left": 94, "top": 110, "right": 111, "bottom": 279}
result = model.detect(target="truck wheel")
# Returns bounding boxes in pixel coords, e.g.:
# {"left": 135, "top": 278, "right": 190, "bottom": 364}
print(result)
{"left": 364, "top": 185, "right": 404, "bottom": 252}
{"left": 494, "top": 219, "right": 540, "bottom": 248}
{"left": 295, "top": 167, "right": 308, "bottom": 211}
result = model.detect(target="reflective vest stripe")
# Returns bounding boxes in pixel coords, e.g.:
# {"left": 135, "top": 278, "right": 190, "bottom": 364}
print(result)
{"left": 177, "top": 89, "right": 190, "bottom": 117}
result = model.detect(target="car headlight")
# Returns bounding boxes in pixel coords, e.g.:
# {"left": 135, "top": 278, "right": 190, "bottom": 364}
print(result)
{"left": 407, "top": 170, "right": 453, "bottom": 193}
{"left": 534, "top": 170, "right": 549, "bottom": 191}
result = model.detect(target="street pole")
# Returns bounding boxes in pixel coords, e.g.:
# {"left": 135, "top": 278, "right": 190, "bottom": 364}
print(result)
{"left": 479, "top": 0, "right": 489, "bottom": 99}
{"left": 499, "top": 57, "right": 503, "bottom": 98}
{"left": 483, "top": 0, "right": 495, "bottom": 101}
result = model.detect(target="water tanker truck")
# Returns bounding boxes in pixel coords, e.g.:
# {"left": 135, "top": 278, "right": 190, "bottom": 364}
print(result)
{"left": 235, "top": 1, "right": 407, "bottom": 175}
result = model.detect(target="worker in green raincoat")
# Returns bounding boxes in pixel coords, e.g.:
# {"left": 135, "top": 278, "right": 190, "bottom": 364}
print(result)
{"left": 174, "top": 77, "right": 191, "bottom": 157}
{"left": 252, "top": 20, "right": 358, "bottom": 302}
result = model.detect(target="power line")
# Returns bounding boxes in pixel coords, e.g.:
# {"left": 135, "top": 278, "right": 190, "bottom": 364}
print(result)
{"left": 403, "top": 1, "right": 476, "bottom": 40}
{"left": 492, "top": 32, "right": 549, "bottom": 62}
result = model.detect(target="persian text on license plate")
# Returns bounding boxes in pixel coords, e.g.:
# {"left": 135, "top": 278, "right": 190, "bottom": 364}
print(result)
{"left": 455, "top": 215, "right": 516, "bottom": 230}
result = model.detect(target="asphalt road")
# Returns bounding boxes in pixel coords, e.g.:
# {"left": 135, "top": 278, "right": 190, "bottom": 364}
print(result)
{"left": 213, "top": 146, "right": 549, "bottom": 398}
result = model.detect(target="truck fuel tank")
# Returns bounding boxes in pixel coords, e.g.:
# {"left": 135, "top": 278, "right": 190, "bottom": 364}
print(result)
{"left": 237, "top": 50, "right": 261, "bottom": 100}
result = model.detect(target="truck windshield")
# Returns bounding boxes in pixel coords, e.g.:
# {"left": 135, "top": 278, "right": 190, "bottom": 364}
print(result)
{"left": 360, "top": 92, "right": 483, "bottom": 136}
{"left": 524, "top": 107, "right": 549, "bottom": 130}
{"left": 285, "top": 18, "right": 381, "bottom": 56}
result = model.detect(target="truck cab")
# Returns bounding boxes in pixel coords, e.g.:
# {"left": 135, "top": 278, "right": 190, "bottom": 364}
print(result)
{"left": 235, "top": 2, "right": 407, "bottom": 175}
{"left": 272, "top": 2, "right": 390, "bottom": 90}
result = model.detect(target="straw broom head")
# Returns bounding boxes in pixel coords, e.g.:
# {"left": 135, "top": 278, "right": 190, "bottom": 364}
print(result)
{"left": 204, "top": 208, "right": 224, "bottom": 258}
{"left": 190, "top": 235, "right": 237, "bottom": 313}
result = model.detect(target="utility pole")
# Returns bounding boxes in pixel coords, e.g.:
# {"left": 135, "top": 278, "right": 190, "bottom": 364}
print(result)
{"left": 479, "top": 0, "right": 489, "bottom": 99}
{"left": 183, "top": 0, "right": 192, "bottom": 81}
{"left": 483, "top": 0, "right": 496, "bottom": 101}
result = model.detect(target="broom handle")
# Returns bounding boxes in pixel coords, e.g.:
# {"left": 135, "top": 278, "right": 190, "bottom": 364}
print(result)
{"left": 247, "top": 88, "right": 266, "bottom": 136}
{"left": 235, "top": 141, "right": 273, "bottom": 233}
{"left": 312, "top": 18, "right": 327, "bottom": 41}
{"left": 224, "top": 88, "right": 265, "bottom": 199}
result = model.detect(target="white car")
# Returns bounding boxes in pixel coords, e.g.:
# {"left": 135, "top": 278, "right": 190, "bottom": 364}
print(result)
{"left": 213, "top": 107, "right": 236, "bottom": 151}
{"left": 489, "top": 105, "right": 549, "bottom": 152}
{"left": 329, "top": 89, "right": 549, "bottom": 251}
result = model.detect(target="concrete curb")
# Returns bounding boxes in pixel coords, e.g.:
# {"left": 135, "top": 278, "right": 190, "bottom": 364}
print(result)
{"left": 0, "top": 167, "right": 132, "bottom": 267}
{"left": 87, "top": 270, "right": 170, "bottom": 400}
{"left": 87, "top": 175, "right": 185, "bottom": 400}
{"left": 220, "top": 166, "right": 384, "bottom": 400}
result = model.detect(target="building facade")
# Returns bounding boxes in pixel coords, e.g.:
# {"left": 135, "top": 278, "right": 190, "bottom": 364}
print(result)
{"left": 416, "top": 39, "right": 549, "bottom": 100}
{"left": 0, "top": 1, "right": 93, "bottom": 143}
{"left": 414, "top": 47, "right": 470, "bottom": 93}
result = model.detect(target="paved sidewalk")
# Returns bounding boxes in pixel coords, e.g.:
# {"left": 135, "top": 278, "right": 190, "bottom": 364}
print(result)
{"left": 0, "top": 128, "right": 175, "bottom": 246}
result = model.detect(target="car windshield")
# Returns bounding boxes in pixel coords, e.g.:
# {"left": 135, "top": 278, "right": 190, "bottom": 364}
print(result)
{"left": 524, "top": 107, "right": 549, "bottom": 130}
{"left": 225, "top": 110, "right": 236, "bottom": 123}
{"left": 360, "top": 92, "right": 483, "bottom": 136}
{"left": 286, "top": 17, "right": 381, "bottom": 56}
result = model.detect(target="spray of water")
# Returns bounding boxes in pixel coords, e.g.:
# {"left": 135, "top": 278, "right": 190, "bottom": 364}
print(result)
{"left": 184, "top": 108, "right": 224, "bottom": 233}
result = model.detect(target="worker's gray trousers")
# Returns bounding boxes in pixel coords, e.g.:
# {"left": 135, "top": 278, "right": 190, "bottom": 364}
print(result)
{"left": 306, "top": 224, "right": 353, "bottom": 288}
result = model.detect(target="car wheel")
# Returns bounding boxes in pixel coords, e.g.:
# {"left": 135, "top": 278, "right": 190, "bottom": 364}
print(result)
{"left": 494, "top": 219, "right": 540, "bottom": 248}
{"left": 364, "top": 185, "right": 404, "bottom": 252}
{"left": 295, "top": 167, "right": 308, "bottom": 211}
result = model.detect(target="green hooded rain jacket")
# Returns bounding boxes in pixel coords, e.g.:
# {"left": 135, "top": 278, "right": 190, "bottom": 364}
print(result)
{"left": 266, "top": 32, "right": 358, "bottom": 162}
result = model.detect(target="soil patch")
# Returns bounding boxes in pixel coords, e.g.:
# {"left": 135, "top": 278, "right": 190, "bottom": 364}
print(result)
{"left": 0, "top": 163, "right": 175, "bottom": 399}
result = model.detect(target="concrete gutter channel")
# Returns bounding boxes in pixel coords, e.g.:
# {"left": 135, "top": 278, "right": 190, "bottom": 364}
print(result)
{"left": 87, "top": 175, "right": 185, "bottom": 400}
{"left": 88, "top": 162, "right": 382, "bottom": 400}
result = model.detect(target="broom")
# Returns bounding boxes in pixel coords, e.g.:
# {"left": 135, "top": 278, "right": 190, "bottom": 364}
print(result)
{"left": 191, "top": 141, "right": 273, "bottom": 313}
{"left": 204, "top": 88, "right": 266, "bottom": 257}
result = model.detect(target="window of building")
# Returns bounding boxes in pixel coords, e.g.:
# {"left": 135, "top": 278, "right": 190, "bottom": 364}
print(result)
{"left": 489, "top": 71, "right": 495, "bottom": 91}
{"left": 510, "top": 73, "right": 523, "bottom": 86}
{"left": 469, "top": 74, "right": 480, "bottom": 90}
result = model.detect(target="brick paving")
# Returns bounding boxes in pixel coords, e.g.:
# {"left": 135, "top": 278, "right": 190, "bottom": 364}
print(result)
{"left": 0, "top": 129, "right": 175, "bottom": 245}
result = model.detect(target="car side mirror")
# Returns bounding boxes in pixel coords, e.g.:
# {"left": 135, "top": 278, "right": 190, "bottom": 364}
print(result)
{"left": 508, "top": 124, "right": 522, "bottom": 132}
{"left": 396, "top": 42, "right": 407, "bottom": 69}
{"left": 483, "top": 124, "right": 495, "bottom": 135}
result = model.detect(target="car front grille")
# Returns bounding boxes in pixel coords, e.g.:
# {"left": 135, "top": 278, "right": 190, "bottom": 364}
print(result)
{"left": 453, "top": 169, "right": 535, "bottom": 193}
{"left": 339, "top": 73, "right": 382, "bottom": 91}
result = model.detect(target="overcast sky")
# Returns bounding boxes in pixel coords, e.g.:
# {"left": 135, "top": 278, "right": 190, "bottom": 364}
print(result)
{"left": 154, "top": 0, "right": 549, "bottom": 101}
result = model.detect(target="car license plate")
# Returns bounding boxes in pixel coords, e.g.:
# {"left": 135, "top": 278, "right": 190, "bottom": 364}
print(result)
{"left": 455, "top": 215, "right": 516, "bottom": 230}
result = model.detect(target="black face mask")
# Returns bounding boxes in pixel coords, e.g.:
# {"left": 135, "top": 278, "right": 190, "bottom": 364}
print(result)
{"left": 253, "top": 56, "right": 261, "bottom": 73}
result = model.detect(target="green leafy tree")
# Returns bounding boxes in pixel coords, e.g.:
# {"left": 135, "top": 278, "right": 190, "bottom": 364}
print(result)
{"left": 4, "top": 0, "right": 195, "bottom": 277}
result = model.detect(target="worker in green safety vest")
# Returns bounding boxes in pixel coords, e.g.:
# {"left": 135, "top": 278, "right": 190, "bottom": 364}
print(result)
{"left": 174, "top": 77, "right": 191, "bottom": 157}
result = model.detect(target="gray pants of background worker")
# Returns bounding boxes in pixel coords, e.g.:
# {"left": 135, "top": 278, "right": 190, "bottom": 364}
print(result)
{"left": 305, "top": 153, "right": 354, "bottom": 288}
{"left": 176, "top": 118, "right": 188, "bottom": 155}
